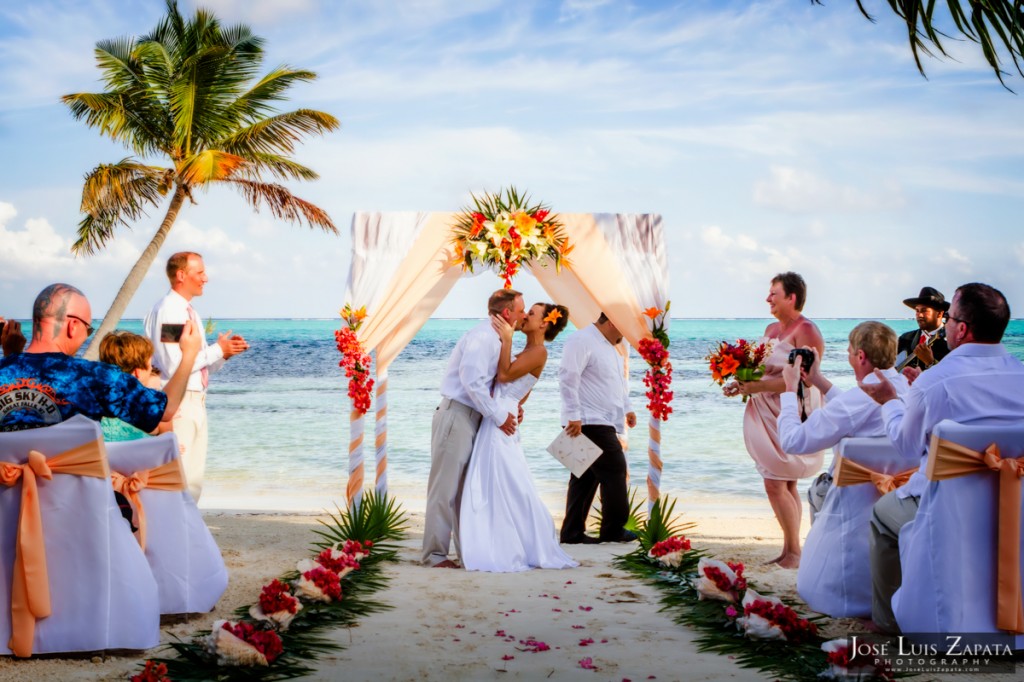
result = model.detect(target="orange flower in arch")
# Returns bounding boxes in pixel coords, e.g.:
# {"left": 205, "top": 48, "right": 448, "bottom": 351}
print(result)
{"left": 643, "top": 307, "right": 663, "bottom": 319}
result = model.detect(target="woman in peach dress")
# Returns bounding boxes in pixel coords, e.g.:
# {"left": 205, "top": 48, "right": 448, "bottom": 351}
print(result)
{"left": 723, "top": 272, "right": 825, "bottom": 569}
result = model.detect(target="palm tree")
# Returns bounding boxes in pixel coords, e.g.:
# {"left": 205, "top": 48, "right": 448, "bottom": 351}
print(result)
{"left": 62, "top": 0, "right": 340, "bottom": 358}
{"left": 815, "top": 1, "right": 1024, "bottom": 87}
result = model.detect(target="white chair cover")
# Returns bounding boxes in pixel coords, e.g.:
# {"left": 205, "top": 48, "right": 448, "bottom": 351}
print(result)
{"left": 0, "top": 416, "right": 159, "bottom": 655}
{"left": 893, "top": 419, "right": 1024, "bottom": 647}
{"left": 105, "top": 434, "right": 228, "bottom": 615}
{"left": 797, "top": 437, "right": 918, "bottom": 617}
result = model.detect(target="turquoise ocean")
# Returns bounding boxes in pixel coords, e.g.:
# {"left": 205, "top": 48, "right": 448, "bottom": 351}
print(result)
{"left": 106, "top": 318, "right": 1024, "bottom": 511}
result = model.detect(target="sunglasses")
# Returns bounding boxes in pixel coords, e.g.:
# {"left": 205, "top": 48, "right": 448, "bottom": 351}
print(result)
{"left": 67, "top": 314, "right": 95, "bottom": 337}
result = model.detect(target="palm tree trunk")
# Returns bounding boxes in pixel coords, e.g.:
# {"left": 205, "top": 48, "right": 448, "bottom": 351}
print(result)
{"left": 83, "top": 186, "right": 187, "bottom": 360}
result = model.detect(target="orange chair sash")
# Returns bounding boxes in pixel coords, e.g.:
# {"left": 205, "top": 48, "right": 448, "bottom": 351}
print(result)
{"left": 833, "top": 455, "right": 916, "bottom": 495}
{"left": 0, "top": 439, "right": 109, "bottom": 658}
{"left": 111, "top": 458, "right": 186, "bottom": 552}
{"left": 926, "top": 435, "right": 1024, "bottom": 635}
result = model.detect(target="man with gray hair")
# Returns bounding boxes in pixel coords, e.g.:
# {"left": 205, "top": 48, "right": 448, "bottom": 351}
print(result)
{"left": 0, "top": 283, "right": 199, "bottom": 431}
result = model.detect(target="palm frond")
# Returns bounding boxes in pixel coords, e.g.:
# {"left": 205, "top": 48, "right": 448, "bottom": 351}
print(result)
{"left": 177, "top": 149, "right": 246, "bottom": 185}
{"left": 234, "top": 153, "right": 319, "bottom": 182}
{"left": 227, "top": 178, "right": 338, "bottom": 233}
{"left": 816, "top": 0, "right": 1024, "bottom": 86}
{"left": 313, "top": 491, "right": 409, "bottom": 557}
{"left": 226, "top": 67, "right": 319, "bottom": 120}
{"left": 72, "top": 160, "right": 171, "bottom": 254}
{"left": 588, "top": 486, "right": 647, "bottom": 536}
{"left": 220, "top": 109, "right": 340, "bottom": 161}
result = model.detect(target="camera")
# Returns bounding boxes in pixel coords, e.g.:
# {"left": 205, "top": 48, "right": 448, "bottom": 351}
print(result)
{"left": 160, "top": 323, "right": 185, "bottom": 343}
{"left": 788, "top": 348, "right": 815, "bottom": 371}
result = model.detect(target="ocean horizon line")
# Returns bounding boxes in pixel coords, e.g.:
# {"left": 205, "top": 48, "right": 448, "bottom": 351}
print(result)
{"left": 89, "top": 316, "right": 1020, "bottom": 323}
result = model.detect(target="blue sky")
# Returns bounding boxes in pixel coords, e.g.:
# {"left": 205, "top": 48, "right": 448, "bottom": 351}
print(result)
{"left": 1, "top": 0, "right": 1022, "bottom": 321}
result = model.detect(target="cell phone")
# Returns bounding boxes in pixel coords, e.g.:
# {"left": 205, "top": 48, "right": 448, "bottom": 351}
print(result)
{"left": 160, "top": 323, "right": 185, "bottom": 343}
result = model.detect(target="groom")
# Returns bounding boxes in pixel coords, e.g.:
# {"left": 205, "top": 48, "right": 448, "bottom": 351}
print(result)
{"left": 421, "top": 289, "right": 526, "bottom": 567}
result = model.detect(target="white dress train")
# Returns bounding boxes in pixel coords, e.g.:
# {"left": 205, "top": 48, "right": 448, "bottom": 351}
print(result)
{"left": 459, "top": 373, "right": 578, "bottom": 572}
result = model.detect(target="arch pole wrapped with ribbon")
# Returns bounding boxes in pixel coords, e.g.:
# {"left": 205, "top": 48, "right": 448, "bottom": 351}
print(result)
{"left": 340, "top": 192, "right": 670, "bottom": 509}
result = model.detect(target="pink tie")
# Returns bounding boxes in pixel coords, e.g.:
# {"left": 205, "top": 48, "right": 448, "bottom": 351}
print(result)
{"left": 187, "top": 304, "right": 209, "bottom": 390}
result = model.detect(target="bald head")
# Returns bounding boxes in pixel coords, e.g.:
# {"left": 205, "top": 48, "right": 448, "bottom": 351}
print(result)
{"left": 30, "top": 283, "right": 91, "bottom": 353}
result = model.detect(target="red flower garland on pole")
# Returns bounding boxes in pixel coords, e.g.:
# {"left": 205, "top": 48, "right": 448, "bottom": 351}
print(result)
{"left": 336, "top": 303, "right": 373, "bottom": 415}
{"left": 638, "top": 303, "right": 673, "bottom": 421}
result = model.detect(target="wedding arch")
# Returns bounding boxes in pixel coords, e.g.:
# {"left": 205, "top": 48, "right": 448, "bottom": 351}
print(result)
{"left": 340, "top": 207, "right": 670, "bottom": 508}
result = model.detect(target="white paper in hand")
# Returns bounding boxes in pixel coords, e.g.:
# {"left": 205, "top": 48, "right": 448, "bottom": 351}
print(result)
{"left": 547, "top": 429, "right": 603, "bottom": 478}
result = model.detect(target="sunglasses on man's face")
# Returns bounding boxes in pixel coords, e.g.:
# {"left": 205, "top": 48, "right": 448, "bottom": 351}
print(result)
{"left": 67, "top": 314, "right": 95, "bottom": 337}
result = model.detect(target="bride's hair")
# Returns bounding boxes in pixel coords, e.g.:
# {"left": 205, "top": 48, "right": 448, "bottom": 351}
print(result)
{"left": 541, "top": 304, "right": 570, "bottom": 342}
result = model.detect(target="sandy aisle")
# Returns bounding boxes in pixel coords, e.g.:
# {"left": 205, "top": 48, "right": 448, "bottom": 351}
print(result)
{"left": 0, "top": 500, "right": 998, "bottom": 681}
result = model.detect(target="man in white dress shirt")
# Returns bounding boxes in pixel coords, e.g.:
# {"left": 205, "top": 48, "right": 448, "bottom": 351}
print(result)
{"left": 779, "top": 321, "right": 909, "bottom": 522}
{"left": 558, "top": 312, "right": 637, "bottom": 544}
{"left": 859, "top": 283, "right": 1024, "bottom": 633}
{"left": 421, "top": 289, "right": 524, "bottom": 568}
{"left": 144, "top": 252, "right": 249, "bottom": 501}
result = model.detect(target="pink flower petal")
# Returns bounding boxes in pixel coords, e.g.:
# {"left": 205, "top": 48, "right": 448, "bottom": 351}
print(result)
{"left": 502, "top": 655, "right": 514, "bottom": 661}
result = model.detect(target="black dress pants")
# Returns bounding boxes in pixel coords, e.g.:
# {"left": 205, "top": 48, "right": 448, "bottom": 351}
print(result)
{"left": 559, "top": 424, "right": 628, "bottom": 542}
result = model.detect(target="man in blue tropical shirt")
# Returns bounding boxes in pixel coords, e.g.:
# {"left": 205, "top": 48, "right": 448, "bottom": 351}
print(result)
{"left": 0, "top": 283, "right": 200, "bottom": 432}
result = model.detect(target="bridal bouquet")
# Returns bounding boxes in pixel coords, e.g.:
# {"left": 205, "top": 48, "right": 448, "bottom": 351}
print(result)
{"left": 706, "top": 338, "right": 774, "bottom": 401}
{"left": 451, "top": 186, "right": 572, "bottom": 288}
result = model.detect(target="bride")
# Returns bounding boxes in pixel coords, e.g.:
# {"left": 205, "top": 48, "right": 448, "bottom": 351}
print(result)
{"left": 459, "top": 302, "right": 579, "bottom": 572}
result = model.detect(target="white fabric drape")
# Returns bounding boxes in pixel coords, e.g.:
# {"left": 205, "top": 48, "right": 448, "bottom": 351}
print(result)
{"left": 343, "top": 211, "right": 669, "bottom": 506}
{"left": 343, "top": 212, "right": 463, "bottom": 505}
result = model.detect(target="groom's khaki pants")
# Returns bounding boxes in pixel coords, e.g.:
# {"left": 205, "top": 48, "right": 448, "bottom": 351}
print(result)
{"left": 421, "top": 398, "right": 482, "bottom": 566}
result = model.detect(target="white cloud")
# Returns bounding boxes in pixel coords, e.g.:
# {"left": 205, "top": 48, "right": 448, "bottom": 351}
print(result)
{"left": 165, "top": 220, "right": 248, "bottom": 256}
{"left": 932, "top": 248, "right": 972, "bottom": 273}
{"left": 753, "top": 166, "right": 906, "bottom": 214}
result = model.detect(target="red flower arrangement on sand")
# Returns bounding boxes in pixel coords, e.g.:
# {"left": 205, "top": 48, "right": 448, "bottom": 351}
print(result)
{"left": 451, "top": 187, "right": 572, "bottom": 288}
{"left": 737, "top": 589, "right": 817, "bottom": 643}
{"left": 647, "top": 535, "right": 691, "bottom": 567}
{"left": 706, "top": 337, "right": 774, "bottom": 402}
{"left": 130, "top": 660, "right": 171, "bottom": 682}
{"left": 820, "top": 639, "right": 894, "bottom": 680}
{"left": 294, "top": 565, "right": 343, "bottom": 603}
{"left": 639, "top": 303, "right": 673, "bottom": 421}
{"left": 249, "top": 578, "right": 302, "bottom": 630}
{"left": 340, "top": 538, "right": 373, "bottom": 560}
{"left": 693, "top": 557, "right": 748, "bottom": 602}
{"left": 336, "top": 303, "right": 374, "bottom": 415}
{"left": 206, "top": 619, "right": 284, "bottom": 666}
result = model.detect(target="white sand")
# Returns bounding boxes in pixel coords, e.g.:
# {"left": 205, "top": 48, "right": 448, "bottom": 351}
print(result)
{"left": 0, "top": 495, "right": 995, "bottom": 681}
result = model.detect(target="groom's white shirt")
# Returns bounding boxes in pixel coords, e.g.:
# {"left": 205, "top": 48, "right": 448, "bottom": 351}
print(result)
{"left": 439, "top": 320, "right": 505, "bottom": 426}
{"left": 559, "top": 324, "right": 633, "bottom": 431}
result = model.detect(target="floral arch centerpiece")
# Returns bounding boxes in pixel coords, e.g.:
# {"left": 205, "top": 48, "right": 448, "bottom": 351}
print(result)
{"left": 337, "top": 190, "right": 671, "bottom": 509}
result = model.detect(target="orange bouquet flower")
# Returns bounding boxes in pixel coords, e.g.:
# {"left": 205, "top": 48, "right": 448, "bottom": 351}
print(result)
{"left": 706, "top": 338, "right": 774, "bottom": 401}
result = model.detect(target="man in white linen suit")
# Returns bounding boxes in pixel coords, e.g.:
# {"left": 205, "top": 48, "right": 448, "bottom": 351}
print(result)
{"left": 859, "top": 282, "right": 1024, "bottom": 634}
{"left": 778, "top": 321, "right": 909, "bottom": 522}
{"left": 145, "top": 251, "right": 249, "bottom": 502}
{"left": 421, "top": 289, "right": 525, "bottom": 568}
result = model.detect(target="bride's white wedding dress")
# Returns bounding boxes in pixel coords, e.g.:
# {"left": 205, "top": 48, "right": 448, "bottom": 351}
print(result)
{"left": 460, "top": 373, "right": 578, "bottom": 572}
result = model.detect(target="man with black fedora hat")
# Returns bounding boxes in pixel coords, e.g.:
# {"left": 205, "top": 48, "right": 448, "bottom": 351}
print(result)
{"left": 896, "top": 286, "right": 950, "bottom": 376}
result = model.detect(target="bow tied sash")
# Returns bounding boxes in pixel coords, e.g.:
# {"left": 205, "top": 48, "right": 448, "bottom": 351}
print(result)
{"left": 111, "top": 458, "right": 186, "bottom": 551}
{"left": 0, "top": 439, "right": 109, "bottom": 658}
{"left": 833, "top": 455, "right": 916, "bottom": 495}
{"left": 925, "top": 436, "right": 1024, "bottom": 634}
